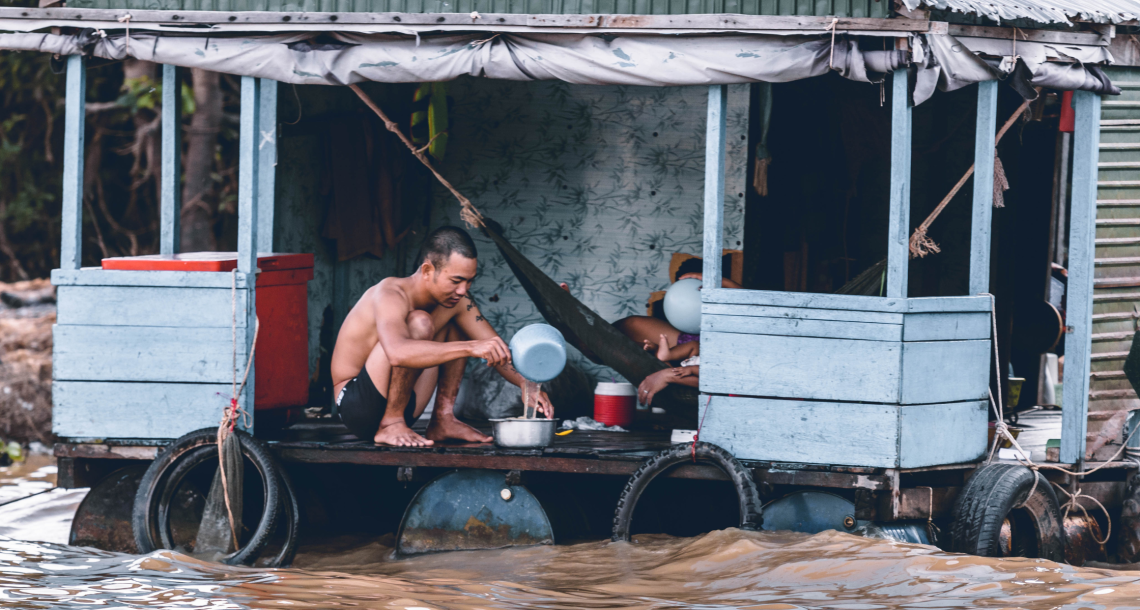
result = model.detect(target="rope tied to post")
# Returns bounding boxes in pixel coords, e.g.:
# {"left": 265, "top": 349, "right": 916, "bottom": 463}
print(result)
{"left": 117, "top": 14, "right": 132, "bottom": 55}
{"left": 826, "top": 18, "right": 840, "bottom": 71}
{"left": 215, "top": 268, "right": 259, "bottom": 550}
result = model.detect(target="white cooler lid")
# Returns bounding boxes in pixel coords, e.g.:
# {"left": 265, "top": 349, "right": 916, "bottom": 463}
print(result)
{"left": 595, "top": 382, "right": 636, "bottom": 396}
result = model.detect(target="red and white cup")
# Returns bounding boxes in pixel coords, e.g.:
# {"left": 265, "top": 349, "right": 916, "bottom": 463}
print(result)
{"left": 594, "top": 382, "right": 637, "bottom": 428}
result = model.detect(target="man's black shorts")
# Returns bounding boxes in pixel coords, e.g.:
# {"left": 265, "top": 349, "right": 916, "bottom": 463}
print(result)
{"left": 336, "top": 365, "right": 417, "bottom": 440}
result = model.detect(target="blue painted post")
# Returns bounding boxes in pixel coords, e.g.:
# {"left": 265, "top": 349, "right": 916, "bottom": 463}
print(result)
{"left": 60, "top": 55, "right": 86, "bottom": 271}
{"left": 1061, "top": 90, "right": 1102, "bottom": 465}
{"left": 160, "top": 64, "right": 181, "bottom": 256}
{"left": 969, "top": 80, "right": 998, "bottom": 296}
{"left": 257, "top": 79, "right": 277, "bottom": 254}
{"left": 702, "top": 84, "right": 727, "bottom": 288}
{"left": 887, "top": 69, "right": 912, "bottom": 299}
{"left": 237, "top": 76, "right": 261, "bottom": 426}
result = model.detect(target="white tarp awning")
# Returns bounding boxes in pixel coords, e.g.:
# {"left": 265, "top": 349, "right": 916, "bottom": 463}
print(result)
{"left": 0, "top": 29, "right": 1118, "bottom": 103}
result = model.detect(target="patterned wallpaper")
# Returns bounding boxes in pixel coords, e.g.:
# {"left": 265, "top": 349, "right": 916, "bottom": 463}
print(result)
{"left": 428, "top": 78, "right": 749, "bottom": 409}
{"left": 277, "top": 79, "right": 749, "bottom": 413}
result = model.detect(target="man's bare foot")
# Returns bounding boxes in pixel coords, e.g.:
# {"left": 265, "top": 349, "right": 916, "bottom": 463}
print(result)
{"left": 374, "top": 420, "right": 434, "bottom": 447}
{"left": 426, "top": 413, "right": 493, "bottom": 443}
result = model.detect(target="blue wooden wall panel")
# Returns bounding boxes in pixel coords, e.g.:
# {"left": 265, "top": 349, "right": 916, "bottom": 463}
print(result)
{"left": 899, "top": 340, "right": 991, "bottom": 404}
{"left": 54, "top": 325, "right": 247, "bottom": 384}
{"left": 901, "top": 312, "right": 990, "bottom": 342}
{"left": 53, "top": 381, "right": 231, "bottom": 439}
{"left": 698, "top": 395, "right": 900, "bottom": 468}
{"left": 702, "top": 302, "right": 904, "bottom": 325}
{"left": 56, "top": 286, "right": 244, "bottom": 328}
{"left": 52, "top": 268, "right": 250, "bottom": 289}
{"left": 700, "top": 331, "right": 903, "bottom": 402}
{"left": 899, "top": 400, "right": 988, "bottom": 468}
{"left": 702, "top": 313, "right": 903, "bottom": 342}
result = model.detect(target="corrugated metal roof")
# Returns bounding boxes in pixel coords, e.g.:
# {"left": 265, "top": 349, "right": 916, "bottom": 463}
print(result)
{"left": 908, "top": 0, "right": 1140, "bottom": 25}
{"left": 66, "top": 0, "right": 889, "bottom": 18}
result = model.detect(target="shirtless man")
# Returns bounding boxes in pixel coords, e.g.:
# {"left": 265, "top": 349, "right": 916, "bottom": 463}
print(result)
{"left": 331, "top": 226, "right": 552, "bottom": 447}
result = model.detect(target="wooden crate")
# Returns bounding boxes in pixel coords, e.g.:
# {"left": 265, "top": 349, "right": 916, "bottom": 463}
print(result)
{"left": 51, "top": 268, "right": 250, "bottom": 440}
{"left": 697, "top": 289, "right": 992, "bottom": 468}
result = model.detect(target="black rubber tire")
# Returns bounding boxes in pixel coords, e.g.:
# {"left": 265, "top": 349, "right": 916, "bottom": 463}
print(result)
{"left": 264, "top": 466, "right": 301, "bottom": 568}
{"left": 132, "top": 428, "right": 282, "bottom": 566}
{"left": 612, "top": 442, "right": 763, "bottom": 541}
{"left": 153, "top": 445, "right": 300, "bottom": 568}
{"left": 949, "top": 463, "right": 1064, "bottom": 561}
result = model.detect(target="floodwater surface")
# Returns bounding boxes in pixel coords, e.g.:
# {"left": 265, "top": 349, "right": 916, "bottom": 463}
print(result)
{"left": 4, "top": 461, "right": 1140, "bottom": 609}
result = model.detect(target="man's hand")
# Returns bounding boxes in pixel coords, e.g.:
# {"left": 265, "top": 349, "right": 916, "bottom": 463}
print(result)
{"left": 470, "top": 337, "right": 512, "bottom": 367}
{"left": 532, "top": 390, "right": 554, "bottom": 419}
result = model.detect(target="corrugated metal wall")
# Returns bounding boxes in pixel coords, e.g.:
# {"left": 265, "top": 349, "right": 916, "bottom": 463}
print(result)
{"left": 67, "top": 0, "right": 889, "bottom": 17}
{"left": 1089, "top": 65, "right": 1140, "bottom": 458}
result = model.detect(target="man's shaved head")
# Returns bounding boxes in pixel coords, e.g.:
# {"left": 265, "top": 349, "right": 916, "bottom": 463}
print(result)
{"left": 417, "top": 226, "right": 478, "bottom": 271}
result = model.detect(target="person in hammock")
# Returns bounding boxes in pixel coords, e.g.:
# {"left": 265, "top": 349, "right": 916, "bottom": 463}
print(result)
{"left": 612, "top": 257, "right": 740, "bottom": 365}
{"left": 331, "top": 226, "right": 553, "bottom": 447}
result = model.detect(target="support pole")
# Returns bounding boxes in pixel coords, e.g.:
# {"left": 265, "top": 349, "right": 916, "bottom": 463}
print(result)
{"left": 160, "top": 64, "right": 182, "bottom": 256}
{"left": 257, "top": 79, "right": 277, "bottom": 254}
{"left": 886, "top": 68, "right": 912, "bottom": 299}
{"left": 60, "top": 55, "right": 86, "bottom": 271}
{"left": 969, "top": 80, "right": 998, "bottom": 295}
{"left": 237, "top": 76, "right": 261, "bottom": 427}
{"left": 1061, "top": 90, "right": 1102, "bottom": 465}
{"left": 702, "top": 84, "right": 727, "bottom": 289}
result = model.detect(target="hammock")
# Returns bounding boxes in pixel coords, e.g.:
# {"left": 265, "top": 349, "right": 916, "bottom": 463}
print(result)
{"left": 481, "top": 217, "right": 700, "bottom": 417}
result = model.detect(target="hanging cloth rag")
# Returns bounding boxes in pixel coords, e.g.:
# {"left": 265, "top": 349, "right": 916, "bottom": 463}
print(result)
{"left": 411, "top": 82, "right": 450, "bottom": 162}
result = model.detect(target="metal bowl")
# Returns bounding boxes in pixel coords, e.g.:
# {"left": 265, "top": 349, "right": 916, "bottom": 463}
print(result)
{"left": 489, "top": 418, "right": 557, "bottom": 448}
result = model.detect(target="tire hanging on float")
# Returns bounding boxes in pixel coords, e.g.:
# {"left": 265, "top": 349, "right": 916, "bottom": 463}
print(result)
{"left": 948, "top": 462, "right": 1064, "bottom": 561}
{"left": 132, "top": 427, "right": 298, "bottom": 567}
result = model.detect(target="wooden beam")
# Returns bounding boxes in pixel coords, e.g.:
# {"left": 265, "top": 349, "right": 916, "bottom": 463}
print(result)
{"left": 238, "top": 75, "right": 260, "bottom": 428}
{"left": 0, "top": 7, "right": 932, "bottom": 32}
{"left": 887, "top": 68, "right": 912, "bottom": 299}
{"left": 969, "top": 80, "right": 998, "bottom": 296}
{"left": 1062, "top": 90, "right": 1102, "bottom": 465}
{"left": 703, "top": 84, "right": 727, "bottom": 290}
{"left": 257, "top": 79, "right": 277, "bottom": 254}
{"left": 60, "top": 54, "right": 85, "bottom": 271}
{"left": 947, "top": 24, "right": 1109, "bottom": 47}
{"left": 160, "top": 64, "right": 181, "bottom": 256}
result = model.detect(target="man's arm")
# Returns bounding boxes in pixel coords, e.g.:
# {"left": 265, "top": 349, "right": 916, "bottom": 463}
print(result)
{"left": 375, "top": 288, "right": 509, "bottom": 369}
{"left": 454, "top": 296, "right": 553, "bottom": 416}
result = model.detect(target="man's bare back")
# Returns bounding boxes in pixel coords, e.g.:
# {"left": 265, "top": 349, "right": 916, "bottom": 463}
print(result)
{"left": 330, "top": 226, "right": 551, "bottom": 447}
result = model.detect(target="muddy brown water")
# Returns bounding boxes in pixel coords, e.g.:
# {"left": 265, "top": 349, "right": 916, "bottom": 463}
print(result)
{"left": 4, "top": 459, "right": 1140, "bottom": 609}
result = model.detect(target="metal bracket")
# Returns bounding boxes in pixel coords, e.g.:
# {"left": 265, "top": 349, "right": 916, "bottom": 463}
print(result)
{"left": 504, "top": 470, "right": 523, "bottom": 486}
{"left": 397, "top": 466, "right": 416, "bottom": 482}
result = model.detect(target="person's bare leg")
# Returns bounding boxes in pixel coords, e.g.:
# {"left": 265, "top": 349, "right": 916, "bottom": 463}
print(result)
{"left": 373, "top": 310, "right": 434, "bottom": 447}
{"left": 426, "top": 322, "right": 492, "bottom": 443}
{"left": 613, "top": 316, "right": 683, "bottom": 347}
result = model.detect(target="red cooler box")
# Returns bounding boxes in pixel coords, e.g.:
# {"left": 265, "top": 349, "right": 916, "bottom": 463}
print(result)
{"left": 102, "top": 252, "right": 314, "bottom": 410}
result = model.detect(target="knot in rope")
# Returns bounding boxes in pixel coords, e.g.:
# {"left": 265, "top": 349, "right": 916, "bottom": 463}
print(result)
{"left": 1052, "top": 482, "right": 1112, "bottom": 545}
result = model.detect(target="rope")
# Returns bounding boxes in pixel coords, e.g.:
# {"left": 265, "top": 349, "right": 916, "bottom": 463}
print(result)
{"left": 117, "top": 14, "right": 131, "bottom": 55}
{"left": 348, "top": 84, "right": 485, "bottom": 230}
{"left": 1052, "top": 481, "right": 1112, "bottom": 545}
{"left": 216, "top": 269, "right": 259, "bottom": 551}
{"left": 826, "top": 18, "right": 840, "bottom": 71}
{"left": 981, "top": 293, "right": 1140, "bottom": 542}
{"left": 692, "top": 394, "right": 713, "bottom": 463}
{"left": 909, "top": 95, "right": 1035, "bottom": 258}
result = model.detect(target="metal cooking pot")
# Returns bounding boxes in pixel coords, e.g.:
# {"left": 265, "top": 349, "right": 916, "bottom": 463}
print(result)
{"left": 489, "top": 418, "right": 557, "bottom": 448}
